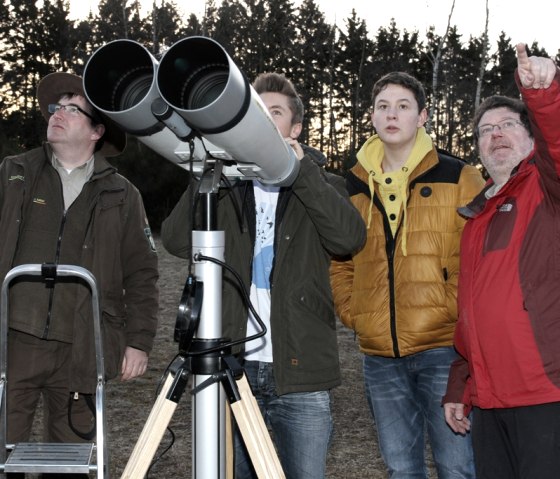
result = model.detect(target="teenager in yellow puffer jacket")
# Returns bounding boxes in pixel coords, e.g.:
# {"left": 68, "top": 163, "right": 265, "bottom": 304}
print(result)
{"left": 330, "top": 71, "right": 484, "bottom": 478}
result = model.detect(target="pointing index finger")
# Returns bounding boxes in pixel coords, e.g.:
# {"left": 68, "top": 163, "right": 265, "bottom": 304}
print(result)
{"left": 516, "top": 43, "right": 530, "bottom": 68}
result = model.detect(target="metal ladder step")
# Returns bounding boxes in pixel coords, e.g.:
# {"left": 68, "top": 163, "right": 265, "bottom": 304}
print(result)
{"left": 4, "top": 442, "right": 95, "bottom": 474}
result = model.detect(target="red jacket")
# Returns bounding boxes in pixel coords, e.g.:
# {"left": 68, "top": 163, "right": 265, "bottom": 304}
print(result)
{"left": 445, "top": 69, "right": 560, "bottom": 410}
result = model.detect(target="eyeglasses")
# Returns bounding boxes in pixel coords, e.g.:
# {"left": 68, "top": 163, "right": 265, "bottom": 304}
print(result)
{"left": 48, "top": 103, "right": 98, "bottom": 122}
{"left": 477, "top": 119, "right": 524, "bottom": 137}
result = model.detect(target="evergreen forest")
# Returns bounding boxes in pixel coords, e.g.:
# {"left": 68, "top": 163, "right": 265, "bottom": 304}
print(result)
{"left": 1, "top": 0, "right": 559, "bottom": 228}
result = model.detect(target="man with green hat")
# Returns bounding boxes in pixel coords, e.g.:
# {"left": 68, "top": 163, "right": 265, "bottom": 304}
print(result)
{"left": 0, "top": 72, "right": 159, "bottom": 478}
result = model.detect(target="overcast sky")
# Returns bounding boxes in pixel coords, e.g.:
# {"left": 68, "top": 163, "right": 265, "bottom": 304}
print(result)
{"left": 68, "top": 0, "right": 559, "bottom": 54}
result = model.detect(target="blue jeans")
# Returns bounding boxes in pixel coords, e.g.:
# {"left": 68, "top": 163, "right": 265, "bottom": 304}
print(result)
{"left": 234, "top": 361, "right": 333, "bottom": 479}
{"left": 363, "top": 347, "right": 475, "bottom": 479}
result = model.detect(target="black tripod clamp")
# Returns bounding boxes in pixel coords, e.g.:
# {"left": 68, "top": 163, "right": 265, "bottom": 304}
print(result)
{"left": 189, "top": 340, "right": 245, "bottom": 405}
{"left": 164, "top": 355, "right": 191, "bottom": 404}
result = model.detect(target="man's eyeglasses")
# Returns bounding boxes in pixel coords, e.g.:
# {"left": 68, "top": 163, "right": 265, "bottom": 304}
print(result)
{"left": 477, "top": 119, "right": 524, "bottom": 137}
{"left": 48, "top": 103, "right": 98, "bottom": 123}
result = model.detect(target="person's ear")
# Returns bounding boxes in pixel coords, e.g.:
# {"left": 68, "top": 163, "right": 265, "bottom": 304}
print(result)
{"left": 91, "top": 124, "right": 105, "bottom": 142}
{"left": 417, "top": 108, "right": 428, "bottom": 127}
{"left": 290, "top": 122, "right": 302, "bottom": 139}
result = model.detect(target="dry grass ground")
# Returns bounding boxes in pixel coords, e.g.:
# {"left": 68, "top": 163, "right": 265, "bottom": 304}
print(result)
{"left": 28, "top": 236, "right": 436, "bottom": 478}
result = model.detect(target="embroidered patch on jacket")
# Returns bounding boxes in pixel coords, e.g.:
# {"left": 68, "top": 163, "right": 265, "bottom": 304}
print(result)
{"left": 144, "top": 227, "right": 156, "bottom": 252}
{"left": 9, "top": 175, "right": 24, "bottom": 182}
{"left": 33, "top": 198, "right": 47, "bottom": 206}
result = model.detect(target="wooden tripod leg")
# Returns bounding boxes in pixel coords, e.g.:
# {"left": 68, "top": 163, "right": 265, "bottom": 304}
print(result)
{"left": 226, "top": 402, "right": 234, "bottom": 479}
{"left": 229, "top": 375, "right": 286, "bottom": 479}
{"left": 120, "top": 373, "right": 179, "bottom": 479}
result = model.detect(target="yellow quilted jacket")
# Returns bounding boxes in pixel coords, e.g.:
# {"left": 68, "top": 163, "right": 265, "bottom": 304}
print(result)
{"left": 330, "top": 147, "right": 484, "bottom": 357}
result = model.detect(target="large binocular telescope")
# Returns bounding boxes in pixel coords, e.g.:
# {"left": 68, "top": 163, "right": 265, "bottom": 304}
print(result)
{"left": 83, "top": 36, "right": 300, "bottom": 186}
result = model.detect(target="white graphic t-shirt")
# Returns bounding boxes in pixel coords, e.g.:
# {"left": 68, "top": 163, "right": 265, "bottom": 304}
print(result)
{"left": 244, "top": 181, "right": 280, "bottom": 362}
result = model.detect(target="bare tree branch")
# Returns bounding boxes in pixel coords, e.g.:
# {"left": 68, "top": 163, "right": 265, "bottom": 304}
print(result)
{"left": 475, "top": 0, "right": 490, "bottom": 108}
{"left": 428, "top": 0, "right": 455, "bottom": 132}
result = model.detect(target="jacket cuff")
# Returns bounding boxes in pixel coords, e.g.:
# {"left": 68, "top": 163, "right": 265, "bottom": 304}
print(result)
{"left": 442, "top": 355, "right": 471, "bottom": 407}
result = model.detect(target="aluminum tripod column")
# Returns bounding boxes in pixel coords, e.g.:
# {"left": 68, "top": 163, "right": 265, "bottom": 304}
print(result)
{"left": 192, "top": 229, "right": 226, "bottom": 479}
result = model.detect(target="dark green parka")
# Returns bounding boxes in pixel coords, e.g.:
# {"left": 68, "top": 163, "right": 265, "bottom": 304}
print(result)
{"left": 162, "top": 150, "right": 366, "bottom": 395}
{"left": 0, "top": 143, "right": 159, "bottom": 393}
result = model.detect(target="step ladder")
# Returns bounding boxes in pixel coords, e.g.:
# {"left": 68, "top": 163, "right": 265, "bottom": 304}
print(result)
{"left": 0, "top": 264, "right": 108, "bottom": 478}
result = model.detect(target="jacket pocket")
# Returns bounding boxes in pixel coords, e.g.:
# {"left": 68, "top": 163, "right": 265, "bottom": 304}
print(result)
{"left": 483, "top": 197, "right": 517, "bottom": 254}
{"left": 283, "top": 279, "right": 338, "bottom": 370}
{"left": 101, "top": 303, "right": 127, "bottom": 380}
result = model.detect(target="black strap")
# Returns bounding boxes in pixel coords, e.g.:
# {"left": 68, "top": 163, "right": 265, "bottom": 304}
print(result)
{"left": 67, "top": 392, "right": 96, "bottom": 441}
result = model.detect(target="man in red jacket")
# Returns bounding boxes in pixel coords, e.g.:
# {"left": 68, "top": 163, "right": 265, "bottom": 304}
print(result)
{"left": 443, "top": 44, "right": 560, "bottom": 479}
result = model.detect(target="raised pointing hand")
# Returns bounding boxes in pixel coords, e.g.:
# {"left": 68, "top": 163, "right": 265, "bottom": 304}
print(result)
{"left": 516, "top": 43, "right": 556, "bottom": 89}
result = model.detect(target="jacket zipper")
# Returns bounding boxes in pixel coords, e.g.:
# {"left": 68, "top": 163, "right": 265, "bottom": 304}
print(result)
{"left": 41, "top": 176, "right": 110, "bottom": 339}
{"left": 377, "top": 185, "right": 416, "bottom": 358}
{"left": 384, "top": 216, "right": 400, "bottom": 357}
{"left": 43, "top": 208, "right": 67, "bottom": 339}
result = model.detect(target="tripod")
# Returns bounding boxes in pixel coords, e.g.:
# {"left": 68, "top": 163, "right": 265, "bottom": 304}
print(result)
{"left": 120, "top": 348, "right": 284, "bottom": 478}
{"left": 121, "top": 161, "right": 285, "bottom": 478}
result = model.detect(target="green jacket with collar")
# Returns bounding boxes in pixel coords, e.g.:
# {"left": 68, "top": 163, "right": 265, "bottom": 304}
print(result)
{"left": 0, "top": 143, "right": 159, "bottom": 393}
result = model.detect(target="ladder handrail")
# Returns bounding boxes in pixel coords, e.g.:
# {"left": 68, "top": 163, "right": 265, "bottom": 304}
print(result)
{"left": 0, "top": 263, "right": 108, "bottom": 478}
